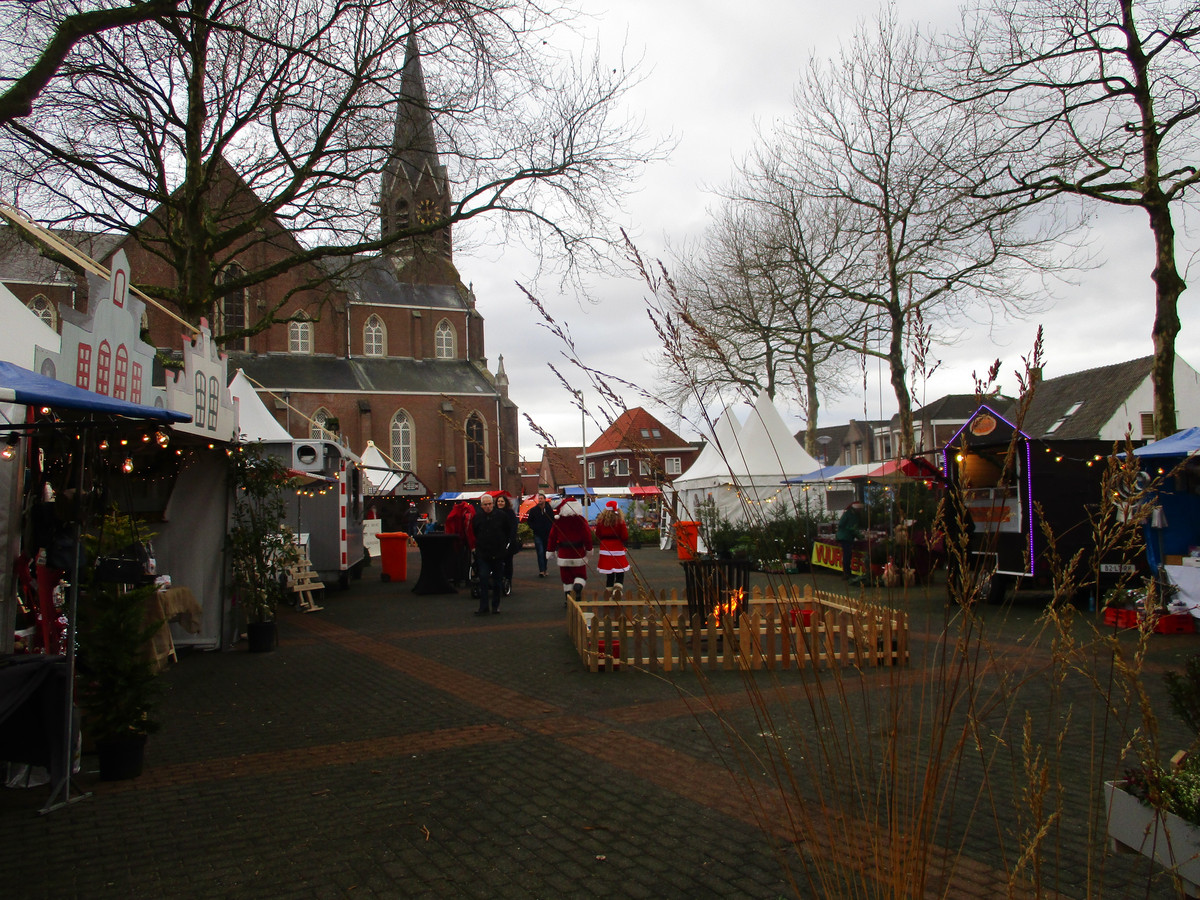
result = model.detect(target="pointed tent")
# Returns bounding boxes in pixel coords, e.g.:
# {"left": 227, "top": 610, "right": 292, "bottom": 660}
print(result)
{"left": 684, "top": 406, "right": 742, "bottom": 481}
{"left": 360, "top": 440, "right": 401, "bottom": 494}
{"left": 671, "top": 392, "right": 819, "bottom": 524}
{"left": 229, "top": 369, "right": 292, "bottom": 442}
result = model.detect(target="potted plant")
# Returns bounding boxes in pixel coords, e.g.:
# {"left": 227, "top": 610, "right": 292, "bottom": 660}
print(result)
{"left": 229, "top": 444, "right": 300, "bottom": 652}
{"left": 76, "top": 583, "right": 163, "bottom": 779}
{"left": 75, "top": 508, "right": 162, "bottom": 780}
{"left": 1106, "top": 655, "right": 1200, "bottom": 895}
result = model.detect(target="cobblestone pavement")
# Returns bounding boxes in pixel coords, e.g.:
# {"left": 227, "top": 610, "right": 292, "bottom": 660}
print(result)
{"left": 4, "top": 545, "right": 1200, "bottom": 898}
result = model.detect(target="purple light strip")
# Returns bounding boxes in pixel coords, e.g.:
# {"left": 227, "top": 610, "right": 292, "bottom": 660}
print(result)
{"left": 1025, "top": 438, "right": 1034, "bottom": 577}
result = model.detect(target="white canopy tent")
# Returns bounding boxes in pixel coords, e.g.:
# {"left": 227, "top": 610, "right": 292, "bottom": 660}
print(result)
{"left": 671, "top": 391, "right": 820, "bottom": 525}
{"left": 360, "top": 440, "right": 401, "bottom": 494}
{"left": 228, "top": 369, "right": 292, "bottom": 442}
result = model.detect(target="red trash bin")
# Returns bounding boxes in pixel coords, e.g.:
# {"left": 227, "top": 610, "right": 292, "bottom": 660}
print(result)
{"left": 378, "top": 532, "right": 409, "bottom": 582}
{"left": 675, "top": 521, "right": 700, "bottom": 561}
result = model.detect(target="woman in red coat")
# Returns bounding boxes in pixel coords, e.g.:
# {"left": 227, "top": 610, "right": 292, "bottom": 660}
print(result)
{"left": 593, "top": 500, "right": 629, "bottom": 595}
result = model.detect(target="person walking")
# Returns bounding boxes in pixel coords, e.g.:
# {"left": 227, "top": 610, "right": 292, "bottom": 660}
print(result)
{"left": 548, "top": 497, "right": 592, "bottom": 606}
{"left": 470, "top": 493, "right": 510, "bottom": 615}
{"left": 594, "top": 500, "right": 630, "bottom": 596}
{"left": 526, "top": 493, "right": 555, "bottom": 578}
{"left": 836, "top": 501, "right": 864, "bottom": 580}
{"left": 493, "top": 492, "right": 519, "bottom": 596}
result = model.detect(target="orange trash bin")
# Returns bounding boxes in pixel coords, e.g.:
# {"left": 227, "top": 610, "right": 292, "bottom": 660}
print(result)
{"left": 377, "top": 532, "right": 409, "bottom": 582}
{"left": 675, "top": 521, "right": 700, "bottom": 561}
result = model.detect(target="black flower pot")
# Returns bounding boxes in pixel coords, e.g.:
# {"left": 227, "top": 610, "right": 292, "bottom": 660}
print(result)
{"left": 97, "top": 734, "right": 147, "bottom": 781}
{"left": 247, "top": 621, "right": 277, "bottom": 653}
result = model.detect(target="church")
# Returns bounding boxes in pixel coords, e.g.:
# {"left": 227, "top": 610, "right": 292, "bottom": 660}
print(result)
{"left": 0, "top": 35, "right": 521, "bottom": 510}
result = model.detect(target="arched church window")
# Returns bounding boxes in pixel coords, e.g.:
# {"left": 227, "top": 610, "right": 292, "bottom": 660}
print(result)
{"left": 311, "top": 408, "right": 332, "bottom": 439}
{"left": 435, "top": 319, "right": 455, "bottom": 359}
{"left": 27, "top": 294, "right": 56, "bottom": 330}
{"left": 289, "top": 318, "right": 313, "bottom": 354}
{"left": 364, "top": 315, "right": 386, "bottom": 357}
{"left": 465, "top": 412, "right": 486, "bottom": 482}
{"left": 390, "top": 410, "right": 414, "bottom": 471}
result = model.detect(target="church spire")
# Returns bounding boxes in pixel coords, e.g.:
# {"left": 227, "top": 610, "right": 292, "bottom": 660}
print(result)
{"left": 379, "top": 32, "right": 452, "bottom": 259}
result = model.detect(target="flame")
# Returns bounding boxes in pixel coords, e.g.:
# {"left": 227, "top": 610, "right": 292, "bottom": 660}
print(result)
{"left": 712, "top": 587, "right": 744, "bottom": 627}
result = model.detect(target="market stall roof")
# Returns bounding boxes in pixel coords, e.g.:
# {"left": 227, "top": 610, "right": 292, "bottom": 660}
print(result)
{"left": 562, "top": 485, "right": 596, "bottom": 496}
{"left": 228, "top": 369, "right": 292, "bottom": 441}
{"left": 436, "top": 491, "right": 488, "bottom": 501}
{"left": 1132, "top": 427, "right": 1200, "bottom": 458}
{"left": 0, "top": 359, "right": 189, "bottom": 422}
{"left": 783, "top": 464, "right": 849, "bottom": 484}
{"left": 630, "top": 485, "right": 661, "bottom": 495}
{"left": 865, "top": 457, "right": 941, "bottom": 479}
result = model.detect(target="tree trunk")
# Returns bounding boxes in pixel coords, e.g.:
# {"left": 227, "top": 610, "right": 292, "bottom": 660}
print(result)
{"left": 888, "top": 315, "right": 914, "bottom": 457}
{"left": 1148, "top": 196, "right": 1183, "bottom": 438}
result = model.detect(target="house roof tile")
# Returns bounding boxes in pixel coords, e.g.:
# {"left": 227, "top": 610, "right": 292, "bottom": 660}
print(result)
{"left": 585, "top": 407, "right": 689, "bottom": 454}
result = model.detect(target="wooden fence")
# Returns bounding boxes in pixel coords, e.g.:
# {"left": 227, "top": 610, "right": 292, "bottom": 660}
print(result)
{"left": 567, "top": 584, "right": 909, "bottom": 673}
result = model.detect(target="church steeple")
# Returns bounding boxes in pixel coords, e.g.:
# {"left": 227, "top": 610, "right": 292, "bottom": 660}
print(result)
{"left": 380, "top": 32, "right": 452, "bottom": 261}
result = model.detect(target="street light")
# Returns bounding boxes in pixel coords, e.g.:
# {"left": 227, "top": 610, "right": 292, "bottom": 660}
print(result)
{"left": 574, "top": 389, "right": 587, "bottom": 502}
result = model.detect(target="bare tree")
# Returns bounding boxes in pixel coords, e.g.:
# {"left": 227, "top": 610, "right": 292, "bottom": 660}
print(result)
{"left": 0, "top": 0, "right": 188, "bottom": 125}
{"left": 771, "top": 10, "right": 1074, "bottom": 455}
{"left": 948, "top": 0, "right": 1200, "bottom": 439}
{"left": 660, "top": 172, "right": 855, "bottom": 455}
{"left": 0, "top": 0, "right": 655, "bottom": 334}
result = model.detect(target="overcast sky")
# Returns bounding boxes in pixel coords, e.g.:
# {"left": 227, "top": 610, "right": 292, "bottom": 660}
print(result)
{"left": 455, "top": 0, "right": 1200, "bottom": 462}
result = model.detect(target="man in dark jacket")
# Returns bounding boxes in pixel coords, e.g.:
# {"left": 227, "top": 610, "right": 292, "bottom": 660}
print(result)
{"left": 526, "top": 493, "right": 555, "bottom": 577}
{"left": 836, "top": 501, "right": 864, "bottom": 579}
{"left": 471, "top": 493, "right": 511, "bottom": 615}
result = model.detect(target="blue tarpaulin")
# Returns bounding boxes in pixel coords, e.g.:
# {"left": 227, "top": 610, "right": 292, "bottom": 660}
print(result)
{"left": 585, "top": 497, "right": 632, "bottom": 522}
{"left": 0, "top": 360, "right": 190, "bottom": 422}
{"left": 1133, "top": 427, "right": 1200, "bottom": 458}
{"left": 1131, "top": 429, "right": 1200, "bottom": 570}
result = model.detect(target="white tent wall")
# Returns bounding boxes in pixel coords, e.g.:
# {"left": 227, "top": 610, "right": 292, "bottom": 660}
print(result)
{"left": 155, "top": 450, "right": 229, "bottom": 650}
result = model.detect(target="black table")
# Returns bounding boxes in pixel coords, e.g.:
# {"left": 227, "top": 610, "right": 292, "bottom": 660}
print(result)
{"left": 0, "top": 655, "right": 73, "bottom": 789}
{"left": 412, "top": 533, "right": 460, "bottom": 595}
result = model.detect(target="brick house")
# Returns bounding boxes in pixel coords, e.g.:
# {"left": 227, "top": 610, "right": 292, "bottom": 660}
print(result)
{"left": 580, "top": 408, "right": 699, "bottom": 491}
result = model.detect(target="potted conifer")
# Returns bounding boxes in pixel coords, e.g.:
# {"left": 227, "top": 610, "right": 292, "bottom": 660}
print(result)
{"left": 76, "top": 510, "right": 162, "bottom": 780}
{"left": 229, "top": 444, "right": 300, "bottom": 651}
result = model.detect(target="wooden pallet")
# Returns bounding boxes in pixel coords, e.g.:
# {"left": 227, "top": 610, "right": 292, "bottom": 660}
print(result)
{"left": 288, "top": 558, "right": 325, "bottom": 612}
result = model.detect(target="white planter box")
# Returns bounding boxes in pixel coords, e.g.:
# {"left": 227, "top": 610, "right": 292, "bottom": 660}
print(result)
{"left": 1106, "top": 780, "right": 1200, "bottom": 897}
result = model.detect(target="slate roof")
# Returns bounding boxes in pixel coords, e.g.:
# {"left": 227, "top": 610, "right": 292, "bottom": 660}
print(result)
{"left": 0, "top": 225, "right": 122, "bottom": 284}
{"left": 331, "top": 254, "right": 468, "bottom": 308}
{"left": 913, "top": 393, "right": 1011, "bottom": 421}
{"left": 585, "top": 407, "right": 690, "bottom": 454}
{"left": 1019, "top": 356, "right": 1153, "bottom": 440}
{"left": 229, "top": 353, "right": 499, "bottom": 398}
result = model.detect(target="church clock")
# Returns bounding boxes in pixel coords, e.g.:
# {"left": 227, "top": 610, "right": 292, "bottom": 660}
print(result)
{"left": 415, "top": 199, "right": 441, "bottom": 226}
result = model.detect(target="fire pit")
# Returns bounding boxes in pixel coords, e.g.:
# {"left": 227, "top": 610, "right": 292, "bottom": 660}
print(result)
{"left": 681, "top": 559, "right": 751, "bottom": 626}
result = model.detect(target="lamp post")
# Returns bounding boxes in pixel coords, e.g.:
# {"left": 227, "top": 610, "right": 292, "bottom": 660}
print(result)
{"left": 575, "top": 389, "right": 587, "bottom": 500}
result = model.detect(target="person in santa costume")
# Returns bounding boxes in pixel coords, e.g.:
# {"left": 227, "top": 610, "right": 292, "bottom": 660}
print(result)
{"left": 593, "top": 500, "right": 629, "bottom": 595}
{"left": 547, "top": 497, "right": 592, "bottom": 605}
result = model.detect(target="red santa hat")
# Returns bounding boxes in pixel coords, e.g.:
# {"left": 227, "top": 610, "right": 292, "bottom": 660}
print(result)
{"left": 605, "top": 500, "right": 619, "bottom": 510}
